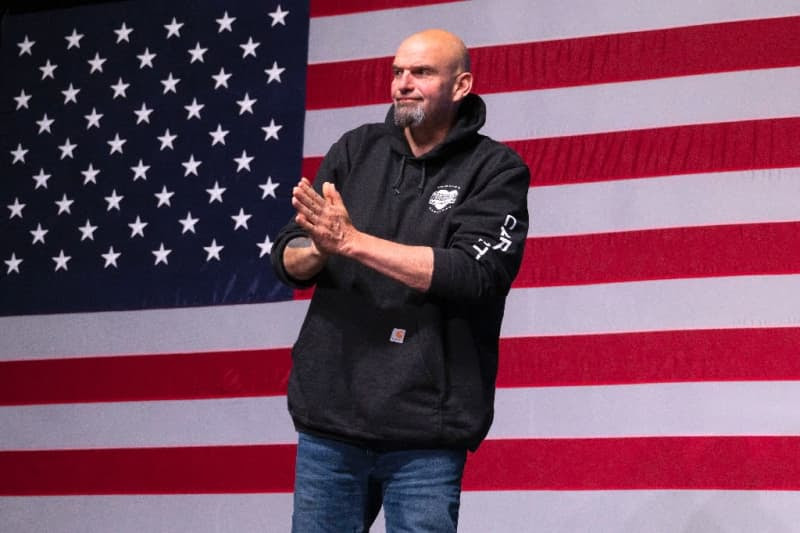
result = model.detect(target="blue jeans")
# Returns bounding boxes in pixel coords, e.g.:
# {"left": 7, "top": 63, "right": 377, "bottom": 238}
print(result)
{"left": 292, "top": 432, "right": 467, "bottom": 532}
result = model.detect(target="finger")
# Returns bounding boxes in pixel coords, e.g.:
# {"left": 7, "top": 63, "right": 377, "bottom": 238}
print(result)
{"left": 293, "top": 182, "right": 314, "bottom": 203}
{"left": 293, "top": 185, "right": 320, "bottom": 215}
{"left": 323, "top": 182, "right": 343, "bottom": 206}
{"left": 299, "top": 179, "right": 324, "bottom": 201}
{"left": 292, "top": 196, "right": 317, "bottom": 225}
{"left": 294, "top": 212, "right": 314, "bottom": 231}
{"left": 301, "top": 192, "right": 326, "bottom": 221}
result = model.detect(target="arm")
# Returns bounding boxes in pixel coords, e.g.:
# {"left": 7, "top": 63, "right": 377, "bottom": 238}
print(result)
{"left": 292, "top": 178, "right": 433, "bottom": 292}
{"left": 426, "top": 162, "right": 530, "bottom": 302}
{"left": 344, "top": 232, "right": 433, "bottom": 292}
{"left": 282, "top": 236, "right": 328, "bottom": 281}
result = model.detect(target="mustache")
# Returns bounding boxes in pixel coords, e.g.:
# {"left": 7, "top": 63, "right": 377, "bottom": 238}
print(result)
{"left": 393, "top": 93, "right": 422, "bottom": 101}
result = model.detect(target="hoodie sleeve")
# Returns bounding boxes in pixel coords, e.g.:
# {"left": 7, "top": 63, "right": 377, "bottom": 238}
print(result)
{"left": 428, "top": 153, "right": 530, "bottom": 303}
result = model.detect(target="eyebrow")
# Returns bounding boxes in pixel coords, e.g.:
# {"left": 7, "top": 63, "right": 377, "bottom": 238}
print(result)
{"left": 392, "top": 64, "right": 438, "bottom": 73}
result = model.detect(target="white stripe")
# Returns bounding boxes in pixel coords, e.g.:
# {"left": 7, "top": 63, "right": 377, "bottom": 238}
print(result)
{"left": 482, "top": 67, "right": 800, "bottom": 142}
{"left": 457, "top": 491, "right": 800, "bottom": 533}
{"left": 302, "top": 102, "right": 385, "bottom": 158}
{"left": 502, "top": 274, "right": 800, "bottom": 337}
{"left": 0, "top": 300, "right": 307, "bottom": 361}
{"left": 489, "top": 382, "right": 800, "bottom": 439}
{"left": 529, "top": 167, "right": 800, "bottom": 237}
{"left": 0, "top": 397, "right": 296, "bottom": 451}
{"left": 4, "top": 491, "right": 800, "bottom": 533}
{"left": 4, "top": 491, "right": 799, "bottom": 533}
{"left": 303, "top": 67, "right": 800, "bottom": 157}
{"left": 309, "top": 0, "right": 800, "bottom": 62}
{"left": 6, "top": 381, "right": 800, "bottom": 451}
{"left": 0, "top": 495, "right": 293, "bottom": 533}
{"left": 6, "top": 275, "right": 800, "bottom": 362}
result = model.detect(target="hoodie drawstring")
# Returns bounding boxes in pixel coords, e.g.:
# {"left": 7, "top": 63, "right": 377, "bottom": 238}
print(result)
{"left": 393, "top": 156, "right": 406, "bottom": 194}
{"left": 418, "top": 161, "right": 427, "bottom": 194}
{"left": 393, "top": 157, "right": 428, "bottom": 195}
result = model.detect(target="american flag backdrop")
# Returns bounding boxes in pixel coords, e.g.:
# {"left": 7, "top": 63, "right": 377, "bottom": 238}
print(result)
{"left": 3, "top": 0, "right": 800, "bottom": 531}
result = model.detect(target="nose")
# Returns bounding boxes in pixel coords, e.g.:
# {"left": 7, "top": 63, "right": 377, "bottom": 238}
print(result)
{"left": 395, "top": 70, "right": 413, "bottom": 92}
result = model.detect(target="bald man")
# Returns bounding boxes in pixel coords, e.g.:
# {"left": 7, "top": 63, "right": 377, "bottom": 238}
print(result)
{"left": 271, "top": 29, "right": 529, "bottom": 532}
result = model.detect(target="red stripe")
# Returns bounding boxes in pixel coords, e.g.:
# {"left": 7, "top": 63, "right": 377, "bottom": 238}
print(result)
{"left": 0, "top": 349, "right": 291, "bottom": 406}
{"left": 7, "top": 327, "right": 799, "bottom": 407}
{"left": 464, "top": 437, "right": 800, "bottom": 491}
{"left": 0, "top": 445, "right": 296, "bottom": 495}
{"left": 5, "top": 437, "right": 800, "bottom": 494}
{"left": 295, "top": 221, "right": 800, "bottom": 290}
{"left": 307, "top": 57, "right": 392, "bottom": 109}
{"left": 293, "top": 287, "right": 315, "bottom": 300}
{"left": 303, "top": 117, "right": 800, "bottom": 185}
{"left": 514, "top": 117, "right": 800, "bottom": 186}
{"left": 301, "top": 156, "right": 323, "bottom": 181}
{"left": 310, "top": 0, "right": 462, "bottom": 18}
{"left": 497, "top": 328, "right": 800, "bottom": 388}
{"left": 306, "top": 16, "right": 800, "bottom": 109}
{"left": 515, "top": 221, "right": 800, "bottom": 288}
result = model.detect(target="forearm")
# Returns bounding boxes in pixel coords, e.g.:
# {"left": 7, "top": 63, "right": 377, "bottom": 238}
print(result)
{"left": 282, "top": 237, "right": 328, "bottom": 281}
{"left": 342, "top": 231, "right": 433, "bottom": 292}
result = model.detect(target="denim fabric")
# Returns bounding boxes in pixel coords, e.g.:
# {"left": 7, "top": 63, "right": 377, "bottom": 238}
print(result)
{"left": 292, "top": 432, "right": 467, "bottom": 532}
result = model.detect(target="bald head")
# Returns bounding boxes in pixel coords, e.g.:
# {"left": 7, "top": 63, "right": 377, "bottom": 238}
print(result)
{"left": 397, "top": 29, "right": 471, "bottom": 76}
{"left": 391, "top": 29, "right": 474, "bottom": 141}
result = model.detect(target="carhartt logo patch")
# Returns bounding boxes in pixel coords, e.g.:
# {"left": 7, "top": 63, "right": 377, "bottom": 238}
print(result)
{"left": 428, "top": 186, "right": 460, "bottom": 213}
{"left": 389, "top": 328, "right": 406, "bottom": 343}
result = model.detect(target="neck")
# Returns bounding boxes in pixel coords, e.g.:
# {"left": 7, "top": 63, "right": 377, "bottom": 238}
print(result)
{"left": 404, "top": 108, "right": 458, "bottom": 157}
{"left": 404, "top": 125, "right": 448, "bottom": 158}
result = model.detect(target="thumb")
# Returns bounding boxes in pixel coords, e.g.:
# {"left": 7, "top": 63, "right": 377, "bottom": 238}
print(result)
{"left": 323, "top": 182, "right": 343, "bottom": 205}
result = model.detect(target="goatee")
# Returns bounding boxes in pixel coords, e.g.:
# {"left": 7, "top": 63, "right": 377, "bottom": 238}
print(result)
{"left": 393, "top": 103, "right": 425, "bottom": 127}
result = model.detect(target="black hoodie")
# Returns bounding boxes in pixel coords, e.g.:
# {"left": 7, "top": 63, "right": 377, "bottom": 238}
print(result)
{"left": 271, "top": 94, "right": 529, "bottom": 450}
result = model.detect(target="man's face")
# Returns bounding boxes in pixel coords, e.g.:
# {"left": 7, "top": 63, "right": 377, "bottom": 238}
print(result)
{"left": 391, "top": 37, "right": 459, "bottom": 128}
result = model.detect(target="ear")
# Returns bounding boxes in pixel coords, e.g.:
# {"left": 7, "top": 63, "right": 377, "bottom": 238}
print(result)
{"left": 452, "top": 71, "right": 473, "bottom": 102}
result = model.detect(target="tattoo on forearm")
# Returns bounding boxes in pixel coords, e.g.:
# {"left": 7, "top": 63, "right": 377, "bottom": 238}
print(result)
{"left": 287, "top": 237, "right": 312, "bottom": 248}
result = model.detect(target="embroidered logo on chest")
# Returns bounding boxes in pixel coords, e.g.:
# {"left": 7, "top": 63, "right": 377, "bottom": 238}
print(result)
{"left": 428, "top": 185, "right": 460, "bottom": 213}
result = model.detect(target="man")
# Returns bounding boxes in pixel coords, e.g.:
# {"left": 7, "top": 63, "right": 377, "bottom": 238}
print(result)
{"left": 271, "top": 29, "right": 529, "bottom": 532}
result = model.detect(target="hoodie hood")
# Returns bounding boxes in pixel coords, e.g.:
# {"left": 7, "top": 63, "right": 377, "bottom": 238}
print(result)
{"left": 384, "top": 93, "right": 486, "bottom": 161}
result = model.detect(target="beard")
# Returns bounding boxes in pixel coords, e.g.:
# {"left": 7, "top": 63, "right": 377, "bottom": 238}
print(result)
{"left": 393, "top": 102, "right": 425, "bottom": 127}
